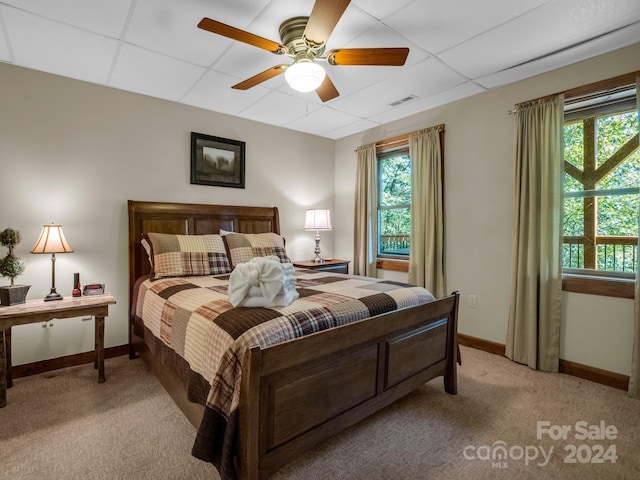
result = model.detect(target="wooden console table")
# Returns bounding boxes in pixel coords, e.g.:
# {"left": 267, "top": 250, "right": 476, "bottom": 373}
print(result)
{"left": 0, "top": 293, "right": 116, "bottom": 408}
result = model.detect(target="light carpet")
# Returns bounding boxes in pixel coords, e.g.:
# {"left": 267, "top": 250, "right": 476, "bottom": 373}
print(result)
{"left": 1, "top": 346, "right": 639, "bottom": 479}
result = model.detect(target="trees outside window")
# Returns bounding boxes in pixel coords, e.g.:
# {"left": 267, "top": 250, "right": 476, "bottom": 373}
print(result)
{"left": 378, "top": 154, "right": 411, "bottom": 256}
{"left": 563, "top": 90, "right": 639, "bottom": 276}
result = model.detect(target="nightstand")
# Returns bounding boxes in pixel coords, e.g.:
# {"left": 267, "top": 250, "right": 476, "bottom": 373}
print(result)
{"left": 293, "top": 259, "right": 351, "bottom": 275}
{"left": 0, "top": 293, "right": 116, "bottom": 408}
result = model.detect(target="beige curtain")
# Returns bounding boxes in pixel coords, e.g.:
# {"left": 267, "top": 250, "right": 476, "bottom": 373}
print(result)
{"left": 630, "top": 77, "right": 640, "bottom": 399}
{"left": 353, "top": 143, "right": 378, "bottom": 277}
{"left": 506, "top": 94, "right": 564, "bottom": 372}
{"left": 408, "top": 128, "right": 445, "bottom": 297}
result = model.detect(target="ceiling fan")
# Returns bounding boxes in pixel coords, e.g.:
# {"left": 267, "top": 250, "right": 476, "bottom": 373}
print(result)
{"left": 197, "top": 0, "right": 409, "bottom": 102}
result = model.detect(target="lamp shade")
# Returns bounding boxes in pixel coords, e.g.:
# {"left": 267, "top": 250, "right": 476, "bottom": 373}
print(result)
{"left": 304, "top": 209, "right": 332, "bottom": 231}
{"left": 285, "top": 61, "right": 326, "bottom": 93}
{"left": 30, "top": 224, "right": 74, "bottom": 254}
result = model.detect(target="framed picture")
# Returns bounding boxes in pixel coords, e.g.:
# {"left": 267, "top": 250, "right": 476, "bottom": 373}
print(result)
{"left": 190, "top": 132, "right": 245, "bottom": 188}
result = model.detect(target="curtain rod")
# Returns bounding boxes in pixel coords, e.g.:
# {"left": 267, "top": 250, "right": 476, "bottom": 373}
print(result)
{"left": 508, "top": 69, "right": 640, "bottom": 115}
{"left": 355, "top": 124, "right": 444, "bottom": 152}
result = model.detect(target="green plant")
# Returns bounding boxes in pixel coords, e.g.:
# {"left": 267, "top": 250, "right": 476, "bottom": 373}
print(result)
{"left": 0, "top": 227, "right": 25, "bottom": 286}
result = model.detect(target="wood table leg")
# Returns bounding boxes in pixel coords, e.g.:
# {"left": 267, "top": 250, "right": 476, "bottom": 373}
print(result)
{"left": 95, "top": 316, "right": 105, "bottom": 383}
{"left": 0, "top": 330, "right": 6, "bottom": 408}
{"left": 94, "top": 317, "right": 98, "bottom": 370}
{"left": 6, "top": 327, "right": 12, "bottom": 388}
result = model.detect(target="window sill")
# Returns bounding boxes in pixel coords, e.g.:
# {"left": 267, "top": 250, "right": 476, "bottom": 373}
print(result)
{"left": 376, "top": 259, "right": 409, "bottom": 272}
{"left": 562, "top": 274, "right": 634, "bottom": 299}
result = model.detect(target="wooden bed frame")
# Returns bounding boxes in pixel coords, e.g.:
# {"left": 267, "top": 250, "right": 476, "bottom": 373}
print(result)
{"left": 128, "top": 200, "right": 459, "bottom": 480}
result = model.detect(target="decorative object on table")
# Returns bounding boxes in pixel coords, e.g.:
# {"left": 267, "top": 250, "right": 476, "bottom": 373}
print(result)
{"left": 304, "top": 209, "right": 332, "bottom": 263}
{"left": 30, "top": 224, "right": 73, "bottom": 302}
{"left": 190, "top": 132, "right": 245, "bottom": 189}
{"left": 72, "top": 272, "right": 82, "bottom": 297}
{"left": 0, "top": 227, "right": 30, "bottom": 306}
{"left": 83, "top": 283, "right": 105, "bottom": 296}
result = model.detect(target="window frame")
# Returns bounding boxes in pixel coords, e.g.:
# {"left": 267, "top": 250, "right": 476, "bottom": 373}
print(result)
{"left": 376, "top": 147, "right": 411, "bottom": 261}
{"left": 560, "top": 71, "right": 640, "bottom": 298}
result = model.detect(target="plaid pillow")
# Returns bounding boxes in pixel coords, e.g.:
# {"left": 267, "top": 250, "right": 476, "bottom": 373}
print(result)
{"left": 145, "top": 233, "right": 231, "bottom": 279}
{"left": 223, "top": 232, "right": 291, "bottom": 268}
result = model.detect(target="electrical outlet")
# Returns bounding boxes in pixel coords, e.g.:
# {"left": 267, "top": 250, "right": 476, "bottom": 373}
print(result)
{"left": 469, "top": 295, "right": 477, "bottom": 308}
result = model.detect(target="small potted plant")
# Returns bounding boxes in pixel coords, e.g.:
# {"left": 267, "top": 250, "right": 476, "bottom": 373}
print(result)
{"left": 0, "top": 227, "right": 30, "bottom": 306}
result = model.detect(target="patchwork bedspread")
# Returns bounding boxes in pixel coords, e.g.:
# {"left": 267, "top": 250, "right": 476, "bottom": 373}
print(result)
{"left": 133, "top": 268, "right": 435, "bottom": 479}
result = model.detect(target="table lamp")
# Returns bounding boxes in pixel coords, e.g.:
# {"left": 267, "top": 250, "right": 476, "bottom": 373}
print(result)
{"left": 304, "top": 209, "right": 332, "bottom": 263}
{"left": 30, "top": 224, "right": 73, "bottom": 301}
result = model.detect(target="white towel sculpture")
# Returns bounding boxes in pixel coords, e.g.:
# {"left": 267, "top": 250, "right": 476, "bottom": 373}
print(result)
{"left": 228, "top": 256, "right": 299, "bottom": 307}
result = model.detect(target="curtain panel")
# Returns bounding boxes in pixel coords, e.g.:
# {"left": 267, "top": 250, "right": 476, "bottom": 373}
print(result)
{"left": 631, "top": 77, "right": 640, "bottom": 399}
{"left": 408, "top": 127, "right": 445, "bottom": 298}
{"left": 506, "top": 94, "right": 564, "bottom": 372}
{"left": 353, "top": 143, "right": 378, "bottom": 277}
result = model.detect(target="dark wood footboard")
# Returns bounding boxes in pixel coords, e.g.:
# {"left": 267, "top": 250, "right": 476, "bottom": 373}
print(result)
{"left": 128, "top": 201, "right": 459, "bottom": 480}
{"left": 238, "top": 292, "right": 459, "bottom": 480}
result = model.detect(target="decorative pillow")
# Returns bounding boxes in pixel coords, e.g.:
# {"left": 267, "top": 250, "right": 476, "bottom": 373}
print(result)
{"left": 145, "top": 232, "right": 231, "bottom": 279}
{"left": 223, "top": 232, "right": 291, "bottom": 268}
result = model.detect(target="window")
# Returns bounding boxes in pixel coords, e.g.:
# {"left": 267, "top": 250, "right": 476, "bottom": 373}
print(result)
{"left": 562, "top": 84, "right": 639, "bottom": 282}
{"left": 378, "top": 150, "right": 411, "bottom": 257}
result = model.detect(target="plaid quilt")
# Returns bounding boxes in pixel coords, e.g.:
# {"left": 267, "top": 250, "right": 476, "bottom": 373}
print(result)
{"left": 133, "top": 268, "right": 435, "bottom": 479}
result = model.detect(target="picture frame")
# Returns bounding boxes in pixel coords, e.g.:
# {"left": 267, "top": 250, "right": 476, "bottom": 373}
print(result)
{"left": 190, "top": 132, "right": 245, "bottom": 188}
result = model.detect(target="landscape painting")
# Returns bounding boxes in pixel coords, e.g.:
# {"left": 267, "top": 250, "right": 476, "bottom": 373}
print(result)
{"left": 190, "top": 132, "right": 245, "bottom": 188}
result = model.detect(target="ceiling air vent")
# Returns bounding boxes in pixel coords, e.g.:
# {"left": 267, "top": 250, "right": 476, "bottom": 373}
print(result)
{"left": 389, "top": 94, "right": 417, "bottom": 107}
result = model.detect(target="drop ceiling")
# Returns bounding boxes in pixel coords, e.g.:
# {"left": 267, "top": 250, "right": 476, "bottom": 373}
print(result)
{"left": 1, "top": 0, "right": 639, "bottom": 139}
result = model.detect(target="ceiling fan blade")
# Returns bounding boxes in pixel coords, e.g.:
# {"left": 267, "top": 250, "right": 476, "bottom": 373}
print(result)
{"left": 326, "top": 48, "right": 409, "bottom": 66}
{"left": 316, "top": 74, "right": 339, "bottom": 102}
{"left": 198, "top": 18, "right": 285, "bottom": 54}
{"left": 232, "top": 65, "right": 288, "bottom": 90}
{"left": 304, "top": 0, "right": 351, "bottom": 46}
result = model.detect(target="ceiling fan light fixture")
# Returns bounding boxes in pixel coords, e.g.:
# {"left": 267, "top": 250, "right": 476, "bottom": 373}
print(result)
{"left": 285, "top": 61, "right": 326, "bottom": 93}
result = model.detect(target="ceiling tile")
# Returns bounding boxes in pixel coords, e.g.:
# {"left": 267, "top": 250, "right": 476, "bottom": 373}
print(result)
{"left": 351, "top": 0, "right": 415, "bottom": 21}
{"left": 328, "top": 81, "right": 407, "bottom": 119}
{"left": 284, "top": 106, "right": 364, "bottom": 136}
{"left": 109, "top": 44, "right": 206, "bottom": 101}
{"left": 247, "top": 0, "right": 316, "bottom": 40}
{"left": 1, "top": 0, "right": 132, "bottom": 38}
{"left": 388, "top": 58, "right": 468, "bottom": 99}
{"left": 314, "top": 20, "right": 432, "bottom": 99}
{"left": 125, "top": 0, "right": 270, "bottom": 67}
{"left": 238, "top": 90, "right": 321, "bottom": 126}
{"left": 330, "top": 58, "right": 467, "bottom": 118}
{"left": 439, "top": 0, "right": 640, "bottom": 79}
{"left": 323, "top": 117, "right": 381, "bottom": 139}
{"left": 307, "top": 64, "right": 386, "bottom": 99}
{"left": 181, "top": 69, "right": 270, "bottom": 115}
{"left": 211, "top": 41, "right": 288, "bottom": 86}
{"left": 367, "top": 82, "right": 486, "bottom": 124}
{"left": 477, "top": 21, "right": 640, "bottom": 89}
{"left": 2, "top": 7, "right": 118, "bottom": 84}
{"left": 332, "top": 59, "right": 466, "bottom": 121}
{"left": 317, "top": 4, "right": 379, "bottom": 51}
{"left": 384, "top": 0, "right": 549, "bottom": 54}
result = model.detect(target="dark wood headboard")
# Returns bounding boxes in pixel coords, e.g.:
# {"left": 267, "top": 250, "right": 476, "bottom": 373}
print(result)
{"left": 127, "top": 200, "right": 280, "bottom": 307}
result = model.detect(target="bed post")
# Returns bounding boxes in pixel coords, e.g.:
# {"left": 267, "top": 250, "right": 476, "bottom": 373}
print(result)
{"left": 238, "top": 345, "right": 262, "bottom": 480}
{"left": 444, "top": 291, "right": 460, "bottom": 395}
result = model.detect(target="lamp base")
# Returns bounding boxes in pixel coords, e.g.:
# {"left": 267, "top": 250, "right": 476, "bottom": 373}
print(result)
{"left": 312, "top": 231, "right": 324, "bottom": 263}
{"left": 44, "top": 290, "right": 63, "bottom": 302}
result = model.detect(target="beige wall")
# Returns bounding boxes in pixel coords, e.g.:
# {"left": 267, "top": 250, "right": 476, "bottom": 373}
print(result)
{"left": 334, "top": 43, "right": 640, "bottom": 376}
{"left": 0, "top": 63, "right": 335, "bottom": 365}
